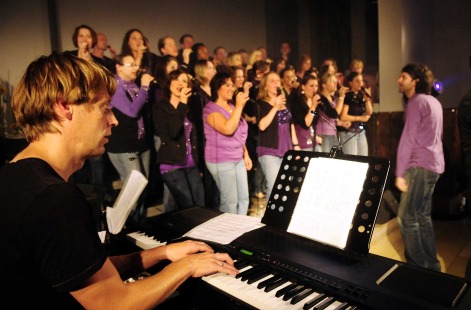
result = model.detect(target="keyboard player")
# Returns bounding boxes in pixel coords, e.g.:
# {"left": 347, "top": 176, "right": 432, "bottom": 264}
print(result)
{"left": 0, "top": 52, "right": 238, "bottom": 309}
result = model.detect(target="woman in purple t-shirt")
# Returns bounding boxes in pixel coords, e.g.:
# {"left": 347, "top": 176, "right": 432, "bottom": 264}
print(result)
{"left": 204, "top": 72, "right": 252, "bottom": 215}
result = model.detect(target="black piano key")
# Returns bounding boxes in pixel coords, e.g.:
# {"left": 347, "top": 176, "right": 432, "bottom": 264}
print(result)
{"left": 275, "top": 282, "right": 298, "bottom": 298}
{"left": 265, "top": 278, "right": 288, "bottom": 292}
{"left": 303, "top": 293, "right": 326, "bottom": 310}
{"left": 282, "top": 284, "right": 307, "bottom": 301}
{"left": 313, "top": 296, "right": 335, "bottom": 310}
{"left": 247, "top": 270, "right": 271, "bottom": 285}
{"left": 240, "top": 266, "right": 262, "bottom": 281}
{"left": 291, "top": 288, "right": 315, "bottom": 304}
{"left": 235, "top": 265, "right": 255, "bottom": 279}
{"left": 332, "top": 302, "right": 350, "bottom": 310}
{"left": 234, "top": 260, "right": 249, "bottom": 270}
{"left": 257, "top": 274, "right": 282, "bottom": 289}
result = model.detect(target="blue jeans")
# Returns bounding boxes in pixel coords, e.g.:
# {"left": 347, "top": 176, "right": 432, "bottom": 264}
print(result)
{"left": 397, "top": 167, "right": 441, "bottom": 271}
{"left": 206, "top": 160, "right": 249, "bottom": 215}
{"left": 162, "top": 166, "right": 205, "bottom": 210}
{"left": 340, "top": 130, "right": 368, "bottom": 156}
{"left": 258, "top": 155, "right": 283, "bottom": 202}
{"left": 319, "top": 134, "right": 339, "bottom": 153}
{"left": 107, "top": 150, "right": 150, "bottom": 223}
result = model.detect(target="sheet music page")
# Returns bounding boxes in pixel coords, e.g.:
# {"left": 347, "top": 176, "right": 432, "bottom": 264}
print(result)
{"left": 183, "top": 213, "right": 265, "bottom": 244}
{"left": 106, "top": 169, "right": 148, "bottom": 234}
{"left": 287, "top": 157, "right": 368, "bottom": 249}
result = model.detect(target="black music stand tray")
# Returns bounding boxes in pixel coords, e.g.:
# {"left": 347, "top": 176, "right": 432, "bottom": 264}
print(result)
{"left": 261, "top": 150, "right": 390, "bottom": 257}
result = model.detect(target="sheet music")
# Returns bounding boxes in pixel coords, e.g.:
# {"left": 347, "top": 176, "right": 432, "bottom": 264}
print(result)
{"left": 287, "top": 157, "right": 368, "bottom": 249}
{"left": 183, "top": 213, "right": 265, "bottom": 244}
{"left": 106, "top": 170, "right": 148, "bottom": 234}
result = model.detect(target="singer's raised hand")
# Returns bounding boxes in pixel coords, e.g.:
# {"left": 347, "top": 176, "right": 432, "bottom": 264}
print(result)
{"left": 243, "top": 81, "right": 253, "bottom": 93}
{"left": 180, "top": 86, "right": 192, "bottom": 104}
{"left": 235, "top": 90, "right": 250, "bottom": 108}
{"left": 78, "top": 42, "right": 92, "bottom": 61}
{"left": 338, "top": 85, "right": 349, "bottom": 97}
{"left": 140, "top": 73, "right": 154, "bottom": 87}
{"left": 108, "top": 45, "right": 117, "bottom": 59}
{"left": 275, "top": 90, "right": 287, "bottom": 110}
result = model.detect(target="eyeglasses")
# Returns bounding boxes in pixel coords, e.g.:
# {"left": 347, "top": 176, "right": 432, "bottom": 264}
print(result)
{"left": 122, "top": 63, "right": 139, "bottom": 68}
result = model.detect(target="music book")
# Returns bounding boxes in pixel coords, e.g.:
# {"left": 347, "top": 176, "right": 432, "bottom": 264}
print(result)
{"left": 287, "top": 157, "right": 368, "bottom": 249}
{"left": 106, "top": 169, "right": 148, "bottom": 234}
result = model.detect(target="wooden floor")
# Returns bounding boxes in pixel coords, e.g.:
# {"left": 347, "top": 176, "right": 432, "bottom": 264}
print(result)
{"left": 148, "top": 196, "right": 471, "bottom": 279}
{"left": 369, "top": 214, "right": 471, "bottom": 278}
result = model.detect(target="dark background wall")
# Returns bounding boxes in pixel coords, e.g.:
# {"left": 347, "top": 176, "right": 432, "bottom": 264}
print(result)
{"left": 1, "top": 0, "right": 471, "bottom": 191}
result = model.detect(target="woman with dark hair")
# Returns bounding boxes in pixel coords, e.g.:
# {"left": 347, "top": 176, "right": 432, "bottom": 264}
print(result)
{"left": 153, "top": 69, "right": 205, "bottom": 210}
{"left": 203, "top": 72, "right": 252, "bottom": 215}
{"left": 64, "top": 24, "right": 99, "bottom": 63}
{"left": 120, "top": 28, "right": 160, "bottom": 77}
{"left": 291, "top": 75, "right": 322, "bottom": 151}
{"left": 121, "top": 29, "right": 160, "bottom": 200}
{"left": 152, "top": 55, "right": 179, "bottom": 212}
{"left": 339, "top": 71, "right": 373, "bottom": 155}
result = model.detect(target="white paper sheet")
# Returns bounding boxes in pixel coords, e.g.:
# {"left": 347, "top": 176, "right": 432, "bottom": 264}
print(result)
{"left": 106, "top": 170, "right": 148, "bottom": 234}
{"left": 183, "top": 213, "right": 265, "bottom": 244}
{"left": 287, "top": 157, "right": 368, "bottom": 249}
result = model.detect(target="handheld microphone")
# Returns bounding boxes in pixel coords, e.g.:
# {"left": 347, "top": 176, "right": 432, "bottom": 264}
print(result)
{"left": 361, "top": 86, "right": 371, "bottom": 99}
{"left": 277, "top": 87, "right": 283, "bottom": 96}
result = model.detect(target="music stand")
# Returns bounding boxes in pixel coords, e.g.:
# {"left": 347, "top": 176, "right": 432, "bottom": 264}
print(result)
{"left": 262, "top": 150, "right": 390, "bottom": 256}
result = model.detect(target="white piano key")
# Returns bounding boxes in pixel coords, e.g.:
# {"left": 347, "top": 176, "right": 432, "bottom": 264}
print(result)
{"left": 126, "top": 231, "right": 166, "bottom": 250}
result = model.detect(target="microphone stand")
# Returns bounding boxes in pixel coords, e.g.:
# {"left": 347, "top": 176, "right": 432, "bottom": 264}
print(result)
{"left": 311, "top": 110, "right": 342, "bottom": 158}
{"left": 312, "top": 110, "right": 365, "bottom": 158}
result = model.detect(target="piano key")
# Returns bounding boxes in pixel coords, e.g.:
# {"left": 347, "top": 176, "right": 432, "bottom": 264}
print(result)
{"left": 126, "top": 231, "right": 166, "bottom": 249}
{"left": 235, "top": 265, "right": 255, "bottom": 279}
{"left": 331, "top": 301, "right": 349, "bottom": 310}
{"left": 325, "top": 300, "right": 346, "bottom": 310}
{"left": 202, "top": 259, "right": 353, "bottom": 310}
{"left": 275, "top": 282, "right": 299, "bottom": 298}
{"left": 247, "top": 270, "right": 272, "bottom": 285}
{"left": 240, "top": 266, "right": 263, "bottom": 281}
{"left": 265, "top": 277, "right": 289, "bottom": 292}
{"left": 283, "top": 284, "right": 307, "bottom": 301}
{"left": 258, "top": 274, "right": 283, "bottom": 289}
{"left": 313, "top": 296, "right": 335, "bottom": 310}
{"left": 291, "top": 288, "right": 315, "bottom": 304}
{"left": 203, "top": 271, "right": 297, "bottom": 309}
{"left": 304, "top": 293, "right": 326, "bottom": 310}
{"left": 234, "top": 259, "right": 250, "bottom": 270}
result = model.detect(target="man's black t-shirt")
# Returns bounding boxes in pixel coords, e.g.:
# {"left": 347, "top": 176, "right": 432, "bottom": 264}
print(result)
{"left": 0, "top": 158, "right": 107, "bottom": 308}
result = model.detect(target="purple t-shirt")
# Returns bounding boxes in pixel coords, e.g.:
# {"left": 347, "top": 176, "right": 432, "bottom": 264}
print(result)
{"left": 203, "top": 101, "right": 248, "bottom": 163}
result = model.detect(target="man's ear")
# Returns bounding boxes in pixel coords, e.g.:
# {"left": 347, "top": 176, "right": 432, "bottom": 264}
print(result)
{"left": 55, "top": 101, "right": 73, "bottom": 120}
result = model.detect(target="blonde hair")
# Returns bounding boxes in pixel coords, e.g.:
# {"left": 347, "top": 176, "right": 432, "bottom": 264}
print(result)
{"left": 257, "top": 71, "right": 279, "bottom": 101}
{"left": 11, "top": 52, "right": 116, "bottom": 142}
{"left": 194, "top": 59, "right": 211, "bottom": 85}
{"left": 246, "top": 49, "right": 263, "bottom": 69}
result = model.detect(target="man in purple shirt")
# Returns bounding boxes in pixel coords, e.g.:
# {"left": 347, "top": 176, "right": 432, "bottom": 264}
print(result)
{"left": 395, "top": 63, "right": 445, "bottom": 271}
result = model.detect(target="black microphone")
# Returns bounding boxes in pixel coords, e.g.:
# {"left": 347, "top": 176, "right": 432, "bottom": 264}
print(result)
{"left": 361, "top": 86, "right": 371, "bottom": 99}
{"left": 311, "top": 110, "right": 342, "bottom": 158}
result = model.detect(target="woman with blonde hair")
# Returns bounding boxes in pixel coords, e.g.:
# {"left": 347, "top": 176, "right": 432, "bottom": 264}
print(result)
{"left": 256, "top": 71, "right": 300, "bottom": 201}
{"left": 188, "top": 59, "right": 220, "bottom": 209}
{"left": 245, "top": 49, "right": 263, "bottom": 73}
